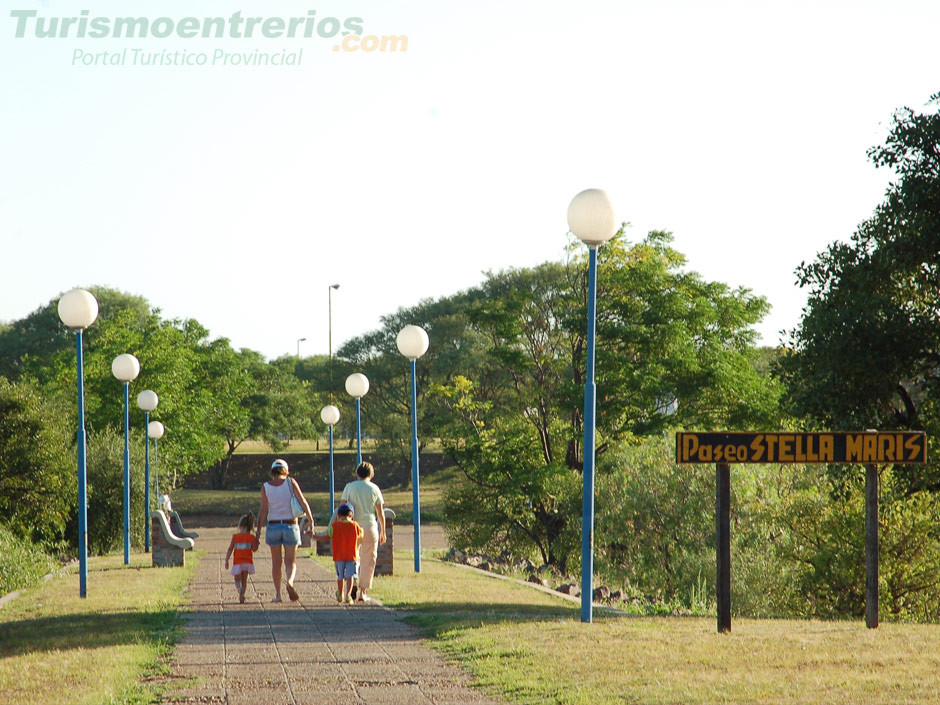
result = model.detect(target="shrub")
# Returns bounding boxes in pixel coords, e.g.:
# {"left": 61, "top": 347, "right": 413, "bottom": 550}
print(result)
{"left": 76, "top": 427, "right": 149, "bottom": 555}
{"left": 0, "top": 524, "right": 58, "bottom": 597}
{"left": 595, "top": 436, "right": 714, "bottom": 605}
{"left": 0, "top": 377, "right": 73, "bottom": 546}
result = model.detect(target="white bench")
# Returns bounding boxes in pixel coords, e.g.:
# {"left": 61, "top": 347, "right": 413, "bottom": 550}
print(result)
{"left": 151, "top": 510, "right": 195, "bottom": 567}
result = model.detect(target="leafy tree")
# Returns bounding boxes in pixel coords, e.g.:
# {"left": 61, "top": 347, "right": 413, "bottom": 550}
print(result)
{"left": 595, "top": 436, "right": 714, "bottom": 603}
{"left": 0, "top": 377, "right": 73, "bottom": 545}
{"left": 777, "top": 95, "right": 940, "bottom": 490}
{"left": 336, "top": 292, "right": 488, "bottom": 475}
{"left": 431, "top": 231, "right": 779, "bottom": 570}
{"left": 77, "top": 426, "right": 147, "bottom": 555}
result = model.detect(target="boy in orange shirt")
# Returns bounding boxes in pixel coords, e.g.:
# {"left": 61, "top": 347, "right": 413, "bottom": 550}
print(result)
{"left": 330, "top": 503, "right": 363, "bottom": 604}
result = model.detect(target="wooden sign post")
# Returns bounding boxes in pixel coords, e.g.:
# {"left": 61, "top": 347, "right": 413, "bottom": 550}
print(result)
{"left": 676, "top": 431, "right": 927, "bottom": 633}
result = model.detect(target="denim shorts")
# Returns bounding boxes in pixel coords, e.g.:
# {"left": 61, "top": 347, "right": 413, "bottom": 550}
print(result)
{"left": 335, "top": 560, "right": 359, "bottom": 580}
{"left": 265, "top": 522, "right": 300, "bottom": 547}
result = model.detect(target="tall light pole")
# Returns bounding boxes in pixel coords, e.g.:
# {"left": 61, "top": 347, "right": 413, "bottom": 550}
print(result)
{"left": 345, "top": 373, "right": 369, "bottom": 467}
{"left": 328, "top": 284, "right": 340, "bottom": 400}
{"left": 567, "top": 188, "right": 617, "bottom": 623}
{"left": 397, "top": 324, "right": 430, "bottom": 573}
{"left": 58, "top": 288, "right": 98, "bottom": 598}
{"left": 320, "top": 405, "right": 341, "bottom": 516}
{"left": 296, "top": 337, "right": 306, "bottom": 360}
{"left": 148, "top": 421, "right": 165, "bottom": 500}
{"left": 137, "top": 390, "right": 159, "bottom": 552}
{"left": 112, "top": 353, "right": 141, "bottom": 565}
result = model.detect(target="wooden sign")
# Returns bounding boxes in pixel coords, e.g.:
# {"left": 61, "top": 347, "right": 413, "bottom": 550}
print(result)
{"left": 676, "top": 431, "right": 927, "bottom": 465}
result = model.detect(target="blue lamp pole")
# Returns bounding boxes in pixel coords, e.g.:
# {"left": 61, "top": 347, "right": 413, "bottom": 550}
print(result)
{"left": 320, "top": 405, "right": 341, "bottom": 516}
{"left": 112, "top": 354, "right": 140, "bottom": 566}
{"left": 148, "top": 421, "right": 165, "bottom": 501}
{"left": 345, "top": 373, "right": 370, "bottom": 468}
{"left": 58, "top": 289, "right": 99, "bottom": 598}
{"left": 567, "top": 188, "right": 617, "bottom": 624}
{"left": 137, "top": 390, "right": 159, "bottom": 552}
{"left": 397, "top": 324, "right": 430, "bottom": 573}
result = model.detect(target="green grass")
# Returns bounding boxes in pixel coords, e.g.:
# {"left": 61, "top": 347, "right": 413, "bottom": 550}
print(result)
{"left": 312, "top": 550, "right": 940, "bottom": 705}
{"left": 0, "top": 552, "right": 198, "bottom": 704}
{"left": 173, "top": 479, "right": 448, "bottom": 524}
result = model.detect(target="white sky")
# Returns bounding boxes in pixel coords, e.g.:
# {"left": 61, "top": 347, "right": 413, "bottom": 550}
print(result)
{"left": 1, "top": 0, "right": 936, "bottom": 360}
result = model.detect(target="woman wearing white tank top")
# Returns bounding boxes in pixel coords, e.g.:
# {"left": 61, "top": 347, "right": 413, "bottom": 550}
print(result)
{"left": 253, "top": 458, "right": 314, "bottom": 602}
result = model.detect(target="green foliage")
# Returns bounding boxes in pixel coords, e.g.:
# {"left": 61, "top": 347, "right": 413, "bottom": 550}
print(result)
{"left": 439, "top": 376, "right": 582, "bottom": 569}
{"left": 0, "top": 377, "right": 74, "bottom": 545}
{"left": 595, "top": 436, "right": 714, "bottom": 604}
{"left": 426, "top": 232, "right": 778, "bottom": 572}
{"left": 0, "top": 524, "right": 58, "bottom": 596}
{"left": 778, "top": 95, "right": 940, "bottom": 490}
{"left": 74, "top": 426, "right": 148, "bottom": 555}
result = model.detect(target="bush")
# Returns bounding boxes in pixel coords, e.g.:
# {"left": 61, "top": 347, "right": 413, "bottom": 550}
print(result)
{"left": 595, "top": 436, "right": 714, "bottom": 606}
{"left": 0, "top": 377, "right": 74, "bottom": 545}
{"left": 70, "top": 427, "right": 149, "bottom": 556}
{"left": 0, "top": 524, "right": 58, "bottom": 596}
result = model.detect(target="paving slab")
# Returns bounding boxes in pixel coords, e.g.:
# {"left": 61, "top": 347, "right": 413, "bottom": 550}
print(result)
{"left": 160, "top": 526, "right": 502, "bottom": 705}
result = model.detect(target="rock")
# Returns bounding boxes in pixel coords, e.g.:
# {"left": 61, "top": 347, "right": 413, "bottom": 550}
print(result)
{"left": 557, "top": 583, "right": 581, "bottom": 597}
{"left": 466, "top": 555, "right": 484, "bottom": 567}
{"left": 527, "top": 574, "right": 549, "bottom": 587}
{"left": 479, "top": 561, "right": 491, "bottom": 572}
{"left": 610, "top": 589, "right": 624, "bottom": 602}
{"left": 444, "top": 548, "right": 467, "bottom": 564}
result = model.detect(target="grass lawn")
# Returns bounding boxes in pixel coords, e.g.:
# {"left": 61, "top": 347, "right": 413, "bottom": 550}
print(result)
{"left": 0, "top": 552, "right": 197, "bottom": 705}
{"left": 173, "top": 481, "right": 446, "bottom": 524}
{"left": 309, "top": 550, "right": 940, "bottom": 705}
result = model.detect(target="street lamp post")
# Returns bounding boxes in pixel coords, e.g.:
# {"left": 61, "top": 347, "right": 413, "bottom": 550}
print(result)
{"left": 148, "top": 421, "right": 165, "bottom": 500}
{"left": 137, "top": 390, "right": 159, "bottom": 552}
{"left": 567, "top": 188, "right": 617, "bottom": 623}
{"left": 345, "top": 373, "right": 370, "bottom": 467}
{"left": 328, "top": 284, "right": 340, "bottom": 400}
{"left": 320, "top": 405, "right": 341, "bottom": 516}
{"left": 112, "top": 353, "right": 141, "bottom": 565}
{"left": 296, "top": 337, "right": 306, "bottom": 360}
{"left": 397, "top": 324, "right": 430, "bottom": 573}
{"left": 57, "top": 288, "right": 99, "bottom": 598}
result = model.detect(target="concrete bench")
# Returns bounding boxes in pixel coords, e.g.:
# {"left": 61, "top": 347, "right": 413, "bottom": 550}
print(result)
{"left": 151, "top": 510, "right": 195, "bottom": 567}
{"left": 168, "top": 511, "right": 199, "bottom": 541}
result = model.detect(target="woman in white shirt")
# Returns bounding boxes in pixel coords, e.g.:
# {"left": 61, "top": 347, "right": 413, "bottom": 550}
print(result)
{"left": 338, "top": 461, "right": 386, "bottom": 602}
{"left": 253, "top": 458, "right": 314, "bottom": 602}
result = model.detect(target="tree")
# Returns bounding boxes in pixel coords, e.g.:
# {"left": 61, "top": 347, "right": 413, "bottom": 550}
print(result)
{"left": 431, "top": 231, "right": 779, "bottom": 570}
{"left": 778, "top": 95, "right": 940, "bottom": 490}
{"left": 336, "top": 292, "right": 488, "bottom": 477}
{"left": 0, "top": 377, "right": 73, "bottom": 545}
{"left": 5, "top": 288, "right": 247, "bottom": 486}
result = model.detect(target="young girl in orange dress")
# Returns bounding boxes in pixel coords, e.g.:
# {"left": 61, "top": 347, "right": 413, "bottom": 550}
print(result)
{"left": 225, "top": 512, "right": 257, "bottom": 603}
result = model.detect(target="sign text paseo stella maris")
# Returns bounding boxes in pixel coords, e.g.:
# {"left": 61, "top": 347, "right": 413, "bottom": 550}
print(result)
{"left": 676, "top": 432, "right": 927, "bottom": 465}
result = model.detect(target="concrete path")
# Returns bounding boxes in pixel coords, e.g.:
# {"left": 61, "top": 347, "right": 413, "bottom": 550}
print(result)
{"left": 161, "top": 526, "right": 501, "bottom": 705}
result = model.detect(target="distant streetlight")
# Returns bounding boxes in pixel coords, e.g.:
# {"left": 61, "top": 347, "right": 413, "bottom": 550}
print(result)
{"left": 320, "top": 404, "right": 341, "bottom": 516}
{"left": 567, "top": 187, "right": 617, "bottom": 624}
{"left": 329, "top": 284, "right": 340, "bottom": 400}
{"left": 148, "top": 421, "right": 165, "bottom": 499}
{"left": 345, "top": 372, "right": 369, "bottom": 467}
{"left": 296, "top": 337, "right": 306, "bottom": 360}
{"left": 112, "top": 353, "right": 141, "bottom": 566}
{"left": 57, "top": 288, "right": 99, "bottom": 598}
{"left": 137, "top": 390, "right": 159, "bottom": 553}
{"left": 397, "top": 324, "right": 430, "bottom": 572}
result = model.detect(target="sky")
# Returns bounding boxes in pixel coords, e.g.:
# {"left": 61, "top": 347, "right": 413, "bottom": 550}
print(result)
{"left": 1, "top": 0, "right": 938, "bottom": 361}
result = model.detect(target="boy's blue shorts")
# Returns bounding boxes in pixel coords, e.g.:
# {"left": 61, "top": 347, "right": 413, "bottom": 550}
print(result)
{"left": 335, "top": 560, "right": 359, "bottom": 580}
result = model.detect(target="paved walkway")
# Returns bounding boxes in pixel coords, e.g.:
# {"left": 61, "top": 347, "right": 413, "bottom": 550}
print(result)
{"left": 161, "top": 526, "right": 501, "bottom": 705}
